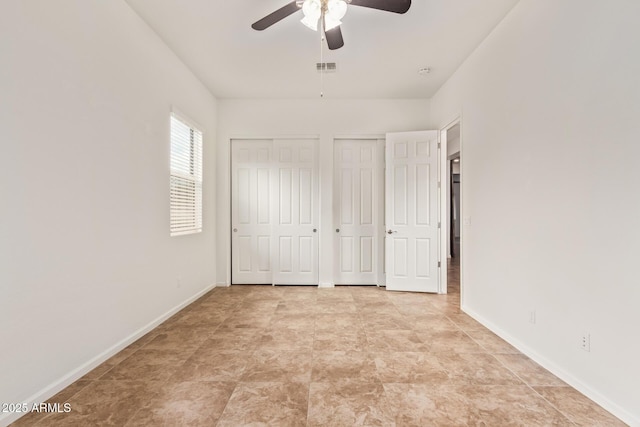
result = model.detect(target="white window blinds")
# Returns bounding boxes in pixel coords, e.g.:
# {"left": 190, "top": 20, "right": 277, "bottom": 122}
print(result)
{"left": 170, "top": 112, "right": 203, "bottom": 236}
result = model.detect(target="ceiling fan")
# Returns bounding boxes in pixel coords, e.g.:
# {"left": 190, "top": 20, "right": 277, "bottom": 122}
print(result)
{"left": 251, "top": 0, "right": 411, "bottom": 50}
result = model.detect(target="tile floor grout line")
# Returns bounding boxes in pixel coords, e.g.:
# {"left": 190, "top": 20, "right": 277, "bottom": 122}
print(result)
{"left": 441, "top": 276, "right": 580, "bottom": 426}
{"left": 124, "top": 340, "right": 201, "bottom": 427}
{"left": 485, "top": 352, "right": 578, "bottom": 426}
{"left": 306, "top": 304, "right": 317, "bottom": 427}
{"left": 213, "top": 291, "right": 252, "bottom": 426}
{"left": 526, "top": 386, "right": 581, "bottom": 427}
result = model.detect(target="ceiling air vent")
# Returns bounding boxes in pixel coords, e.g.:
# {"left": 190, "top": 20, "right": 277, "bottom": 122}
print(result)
{"left": 316, "top": 62, "right": 337, "bottom": 73}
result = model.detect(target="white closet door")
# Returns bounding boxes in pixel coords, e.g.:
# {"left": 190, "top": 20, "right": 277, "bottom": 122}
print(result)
{"left": 333, "top": 139, "right": 380, "bottom": 285}
{"left": 231, "top": 140, "right": 272, "bottom": 284}
{"left": 272, "top": 139, "right": 319, "bottom": 285}
{"left": 385, "top": 131, "right": 440, "bottom": 293}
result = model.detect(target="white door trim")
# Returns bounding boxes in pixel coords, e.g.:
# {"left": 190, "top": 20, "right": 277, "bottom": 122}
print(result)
{"left": 439, "top": 116, "right": 462, "bottom": 295}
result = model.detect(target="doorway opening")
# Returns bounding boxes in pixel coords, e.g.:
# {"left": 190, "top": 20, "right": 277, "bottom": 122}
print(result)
{"left": 450, "top": 152, "right": 461, "bottom": 259}
{"left": 439, "top": 120, "right": 462, "bottom": 301}
{"left": 449, "top": 153, "right": 461, "bottom": 296}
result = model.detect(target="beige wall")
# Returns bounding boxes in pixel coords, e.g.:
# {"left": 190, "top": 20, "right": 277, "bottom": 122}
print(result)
{"left": 431, "top": 0, "right": 640, "bottom": 423}
{"left": 0, "top": 2, "right": 218, "bottom": 423}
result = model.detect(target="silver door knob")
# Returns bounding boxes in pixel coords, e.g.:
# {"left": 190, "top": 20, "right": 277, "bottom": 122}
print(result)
{"left": 313, "top": 229, "right": 317, "bottom": 233}
{"left": 233, "top": 228, "right": 237, "bottom": 232}
{"left": 387, "top": 230, "right": 394, "bottom": 234}
{"left": 336, "top": 228, "right": 340, "bottom": 233}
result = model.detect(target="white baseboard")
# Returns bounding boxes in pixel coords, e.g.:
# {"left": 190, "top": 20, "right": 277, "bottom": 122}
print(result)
{"left": 1, "top": 283, "right": 216, "bottom": 427}
{"left": 461, "top": 304, "right": 639, "bottom": 427}
{"left": 215, "top": 281, "right": 231, "bottom": 288}
{"left": 318, "top": 282, "right": 335, "bottom": 288}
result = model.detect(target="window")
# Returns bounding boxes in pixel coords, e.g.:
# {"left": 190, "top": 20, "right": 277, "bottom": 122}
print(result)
{"left": 170, "top": 111, "right": 203, "bottom": 236}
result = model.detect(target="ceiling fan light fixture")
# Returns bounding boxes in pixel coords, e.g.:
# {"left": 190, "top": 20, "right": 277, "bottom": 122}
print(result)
{"left": 301, "top": 14, "right": 320, "bottom": 31}
{"left": 301, "top": 0, "right": 322, "bottom": 31}
{"left": 324, "top": 16, "right": 342, "bottom": 31}
{"left": 301, "top": 0, "right": 347, "bottom": 32}
{"left": 252, "top": 0, "right": 411, "bottom": 50}
{"left": 327, "top": 0, "right": 348, "bottom": 21}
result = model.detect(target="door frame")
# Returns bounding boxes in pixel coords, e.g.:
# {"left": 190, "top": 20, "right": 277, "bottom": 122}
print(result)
{"left": 439, "top": 116, "right": 463, "bottom": 296}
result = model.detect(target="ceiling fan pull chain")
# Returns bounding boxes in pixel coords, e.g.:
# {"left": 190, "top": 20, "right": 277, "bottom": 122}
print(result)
{"left": 320, "top": 26, "right": 324, "bottom": 98}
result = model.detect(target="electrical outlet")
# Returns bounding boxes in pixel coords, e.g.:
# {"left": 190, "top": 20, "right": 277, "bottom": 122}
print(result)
{"left": 580, "top": 332, "right": 590, "bottom": 352}
{"left": 529, "top": 310, "right": 536, "bottom": 324}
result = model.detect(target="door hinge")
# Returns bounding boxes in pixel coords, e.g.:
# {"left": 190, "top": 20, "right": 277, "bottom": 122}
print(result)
{"left": 438, "top": 142, "right": 441, "bottom": 149}
{"left": 438, "top": 261, "right": 441, "bottom": 268}
{"left": 438, "top": 181, "right": 441, "bottom": 189}
{"left": 438, "top": 222, "right": 441, "bottom": 228}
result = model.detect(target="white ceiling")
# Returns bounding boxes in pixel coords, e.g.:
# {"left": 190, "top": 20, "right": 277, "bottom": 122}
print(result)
{"left": 125, "top": 0, "right": 520, "bottom": 99}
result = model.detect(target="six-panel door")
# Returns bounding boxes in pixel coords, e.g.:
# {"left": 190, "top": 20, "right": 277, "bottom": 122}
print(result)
{"left": 385, "top": 131, "right": 440, "bottom": 293}
{"left": 271, "top": 139, "right": 319, "bottom": 285}
{"left": 333, "top": 139, "right": 382, "bottom": 285}
{"left": 231, "top": 140, "right": 273, "bottom": 284}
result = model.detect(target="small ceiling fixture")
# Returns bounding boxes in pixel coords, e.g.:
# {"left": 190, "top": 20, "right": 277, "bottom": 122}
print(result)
{"left": 418, "top": 67, "right": 431, "bottom": 75}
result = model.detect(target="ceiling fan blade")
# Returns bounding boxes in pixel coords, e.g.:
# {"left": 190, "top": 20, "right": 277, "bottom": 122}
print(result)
{"left": 251, "top": 1, "right": 300, "bottom": 31}
{"left": 349, "top": 0, "right": 411, "bottom": 14}
{"left": 325, "top": 26, "right": 345, "bottom": 50}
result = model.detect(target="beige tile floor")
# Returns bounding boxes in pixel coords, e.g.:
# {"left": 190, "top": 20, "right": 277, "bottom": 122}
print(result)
{"left": 12, "top": 259, "right": 625, "bottom": 426}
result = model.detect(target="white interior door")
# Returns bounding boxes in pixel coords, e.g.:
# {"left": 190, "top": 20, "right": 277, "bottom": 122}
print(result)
{"left": 231, "top": 140, "right": 272, "bottom": 284}
{"left": 272, "top": 139, "right": 319, "bottom": 285}
{"left": 333, "top": 139, "right": 380, "bottom": 285}
{"left": 385, "top": 131, "right": 440, "bottom": 292}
